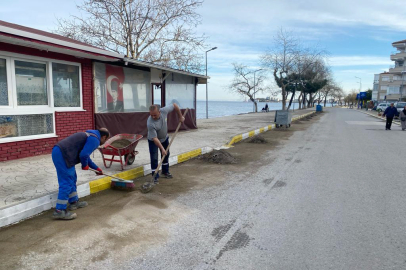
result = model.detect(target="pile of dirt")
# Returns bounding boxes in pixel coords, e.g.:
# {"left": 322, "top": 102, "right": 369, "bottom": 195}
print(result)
{"left": 200, "top": 150, "right": 238, "bottom": 164}
{"left": 110, "top": 139, "right": 132, "bottom": 148}
{"left": 248, "top": 135, "right": 268, "bottom": 144}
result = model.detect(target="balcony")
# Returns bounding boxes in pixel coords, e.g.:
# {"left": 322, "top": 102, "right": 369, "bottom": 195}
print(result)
{"left": 389, "top": 65, "right": 406, "bottom": 73}
{"left": 390, "top": 51, "right": 406, "bottom": 60}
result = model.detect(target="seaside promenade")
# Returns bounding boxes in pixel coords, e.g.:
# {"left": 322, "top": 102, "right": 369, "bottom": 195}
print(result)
{"left": 0, "top": 108, "right": 314, "bottom": 227}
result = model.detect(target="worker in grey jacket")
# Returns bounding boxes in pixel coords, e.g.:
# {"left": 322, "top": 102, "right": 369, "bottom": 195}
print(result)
{"left": 147, "top": 103, "right": 184, "bottom": 183}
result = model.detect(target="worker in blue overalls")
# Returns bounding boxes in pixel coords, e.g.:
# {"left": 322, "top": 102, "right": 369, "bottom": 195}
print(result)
{"left": 52, "top": 128, "right": 110, "bottom": 220}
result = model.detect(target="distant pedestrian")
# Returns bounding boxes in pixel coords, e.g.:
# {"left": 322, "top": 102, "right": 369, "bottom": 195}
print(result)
{"left": 400, "top": 105, "right": 406, "bottom": 131}
{"left": 265, "top": 103, "right": 269, "bottom": 112}
{"left": 383, "top": 103, "right": 399, "bottom": 130}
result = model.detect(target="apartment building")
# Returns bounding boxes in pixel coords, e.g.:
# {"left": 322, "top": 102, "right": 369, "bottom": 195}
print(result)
{"left": 373, "top": 40, "right": 406, "bottom": 102}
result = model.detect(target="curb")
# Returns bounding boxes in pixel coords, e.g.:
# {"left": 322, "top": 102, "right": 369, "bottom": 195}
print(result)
{"left": 0, "top": 110, "right": 317, "bottom": 228}
{"left": 0, "top": 146, "right": 213, "bottom": 228}
{"left": 225, "top": 111, "right": 317, "bottom": 147}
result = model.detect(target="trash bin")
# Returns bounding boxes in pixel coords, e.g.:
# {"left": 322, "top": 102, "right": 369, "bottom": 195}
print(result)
{"left": 274, "top": 110, "right": 293, "bottom": 128}
{"left": 316, "top": 105, "right": 323, "bottom": 112}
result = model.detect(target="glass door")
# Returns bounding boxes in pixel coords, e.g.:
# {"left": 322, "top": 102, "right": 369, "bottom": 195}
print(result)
{"left": 152, "top": 83, "right": 164, "bottom": 108}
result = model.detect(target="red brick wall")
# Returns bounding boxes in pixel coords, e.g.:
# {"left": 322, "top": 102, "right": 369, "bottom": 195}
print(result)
{"left": 0, "top": 43, "right": 94, "bottom": 161}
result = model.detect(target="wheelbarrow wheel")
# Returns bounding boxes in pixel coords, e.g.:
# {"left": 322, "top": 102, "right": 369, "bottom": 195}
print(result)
{"left": 125, "top": 153, "right": 135, "bottom": 165}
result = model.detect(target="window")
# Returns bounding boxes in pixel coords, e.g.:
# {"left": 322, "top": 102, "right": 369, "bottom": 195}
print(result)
{"left": 380, "top": 86, "right": 388, "bottom": 91}
{"left": 15, "top": 60, "right": 48, "bottom": 105}
{"left": 388, "top": 86, "right": 400, "bottom": 94}
{"left": 0, "top": 58, "right": 8, "bottom": 106}
{"left": 0, "top": 114, "right": 53, "bottom": 138}
{"left": 0, "top": 52, "right": 83, "bottom": 142}
{"left": 52, "top": 63, "right": 80, "bottom": 107}
{"left": 382, "top": 76, "right": 389, "bottom": 82}
{"left": 166, "top": 73, "right": 195, "bottom": 109}
{"left": 94, "top": 62, "right": 151, "bottom": 113}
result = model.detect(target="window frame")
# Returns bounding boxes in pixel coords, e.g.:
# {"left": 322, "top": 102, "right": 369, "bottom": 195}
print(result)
{"left": 0, "top": 51, "right": 85, "bottom": 144}
{"left": 12, "top": 57, "right": 50, "bottom": 109}
{"left": 0, "top": 51, "right": 84, "bottom": 113}
{"left": 0, "top": 56, "right": 13, "bottom": 108}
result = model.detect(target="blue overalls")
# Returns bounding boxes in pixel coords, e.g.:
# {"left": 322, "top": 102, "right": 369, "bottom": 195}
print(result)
{"left": 53, "top": 130, "right": 101, "bottom": 210}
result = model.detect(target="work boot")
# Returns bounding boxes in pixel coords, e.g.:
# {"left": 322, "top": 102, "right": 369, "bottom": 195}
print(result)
{"left": 162, "top": 172, "right": 173, "bottom": 179}
{"left": 52, "top": 209, "right": 77, "bottom": 220}
{"left": 68, "top": 200, "right": 88, "bottom": 211}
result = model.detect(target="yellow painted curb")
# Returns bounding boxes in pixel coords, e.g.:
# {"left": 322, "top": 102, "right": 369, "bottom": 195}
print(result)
{"left": 116, "top": 166, "right": 144, "bottom": 180}
{"left": 227, "top": 134, "right": 243, "bottom": 147}
{"left": 178, "top": 148, "right": 202, "bottom": 163}
{"left": 89, "top": 177, "right": 111, "bottom": 194}
{"left": 226, "top": 111, "right": 316, "bottom": 147}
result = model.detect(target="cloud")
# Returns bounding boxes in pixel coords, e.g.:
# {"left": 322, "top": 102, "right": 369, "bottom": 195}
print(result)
{"left": 329, "top": 56, "right": 392, "bottom": 67}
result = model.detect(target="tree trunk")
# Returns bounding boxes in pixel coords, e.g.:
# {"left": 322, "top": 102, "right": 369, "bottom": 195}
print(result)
{"left": 298, "top": 92, "right": 303, "bottom": 110}
{"left": 282, "top": 90, "right": 287, "bottom": 110}
{"left": 287, "top": 91, "right": 295, "bottom": 110}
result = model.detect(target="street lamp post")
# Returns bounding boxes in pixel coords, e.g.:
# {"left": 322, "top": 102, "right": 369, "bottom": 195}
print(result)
{"left": 205, "top": 47, "right": 217, "bottom": 119}
{"left": 355, "top": 76, "right": 362, "bottom": 109}
{"left": 401, "top": 70, "right": 406, "bottom": 101}
{"left": 253, "top": 68, "right": 263, "bottom": 112}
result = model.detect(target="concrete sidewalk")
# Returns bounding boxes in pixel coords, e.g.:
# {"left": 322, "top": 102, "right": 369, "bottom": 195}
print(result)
{"left": 0, "top": 108, "right": 315, "bottom": 225}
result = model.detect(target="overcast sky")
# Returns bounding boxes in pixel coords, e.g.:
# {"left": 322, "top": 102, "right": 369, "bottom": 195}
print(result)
{"left": 1, "top": 0, "right": 406, "bottom": 100}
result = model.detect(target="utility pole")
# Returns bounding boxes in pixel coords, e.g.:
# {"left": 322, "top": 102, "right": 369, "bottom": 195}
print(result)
{"left": 355, "top": 76, "right": 362, "bottom": 109}
{"left": 205, "top": 47, "right": 217, "bottom": 119}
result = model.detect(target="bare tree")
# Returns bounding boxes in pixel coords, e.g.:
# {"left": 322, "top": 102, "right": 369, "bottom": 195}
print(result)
{"left": 228, "top": 63, "right": 265, "bottom": 112}
{"left": 261, "top": 28, "right": 328, "bottom": 110}
{"left": 333, "top": 87, "right": 344, "bottom": 106}
{"left": 56, "top": 0, "right": 206, "bottom": 73}
{"left": 261, "top": 28, "right": 299, "bottom": 110}
{"left": 344, "top": 90, "right": 358, "bottom": 107}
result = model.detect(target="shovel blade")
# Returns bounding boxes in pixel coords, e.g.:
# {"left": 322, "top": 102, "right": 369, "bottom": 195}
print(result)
{"left": 140, "top": 182, "right": 154, "bottom": 193}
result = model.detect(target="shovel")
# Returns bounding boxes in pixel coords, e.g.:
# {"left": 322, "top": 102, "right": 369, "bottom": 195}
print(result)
{"left": 141, "top": 108, "right": 188, "bottom": 193}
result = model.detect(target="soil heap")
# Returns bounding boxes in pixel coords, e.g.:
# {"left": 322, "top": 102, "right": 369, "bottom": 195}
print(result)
{"left": 248, "top": 135, "right": 268, "bottom": 144}
{"left": 200, "top": 150, "right": 238, "bottom": 164}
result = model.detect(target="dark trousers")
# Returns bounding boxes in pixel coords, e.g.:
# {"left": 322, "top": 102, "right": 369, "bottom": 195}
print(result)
{"left": 386, "top": 117, "right": 394, "bottom": 130}
{"left": 148, "top": 138, "right": 170, "bottom": 174}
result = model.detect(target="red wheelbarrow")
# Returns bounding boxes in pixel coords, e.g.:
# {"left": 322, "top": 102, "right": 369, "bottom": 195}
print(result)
{"left": 98, "top": 134, "right": 143, "bottom": 170}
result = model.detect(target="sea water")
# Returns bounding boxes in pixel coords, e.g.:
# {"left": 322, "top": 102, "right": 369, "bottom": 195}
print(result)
{"left": 196, "top": 100, "right": 332, "bottom": 119}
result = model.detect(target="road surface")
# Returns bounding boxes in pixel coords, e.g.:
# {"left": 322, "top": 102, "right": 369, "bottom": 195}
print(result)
{"left": 1, "top": 108, "right": 405, "bottom": 270}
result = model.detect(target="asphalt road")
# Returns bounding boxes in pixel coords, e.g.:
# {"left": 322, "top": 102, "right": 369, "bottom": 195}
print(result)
{"left": 127, "top": 108, "right": 406, "bottom": 270}
{"left": 1, "top": 108, "right": 406, "bottom": 270}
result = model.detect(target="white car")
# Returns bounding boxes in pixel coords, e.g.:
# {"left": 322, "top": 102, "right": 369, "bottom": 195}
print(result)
{"left": 376, "top": 103, "right": 390, "bottom": 112}
{"left": 395, "top": 102, "right": 406, "bottom": 113}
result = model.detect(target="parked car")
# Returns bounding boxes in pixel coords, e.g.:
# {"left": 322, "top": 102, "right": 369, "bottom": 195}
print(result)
{"left": 395, "top": 102, "right": 406, "bottom": 113}
{"left": 376, "top": 103, "right": 390, "bottom": 112}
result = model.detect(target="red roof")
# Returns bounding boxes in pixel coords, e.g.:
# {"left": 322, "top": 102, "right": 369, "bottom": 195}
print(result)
{"left": 0, "top": 20, "right": 102, "bottom": 50}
